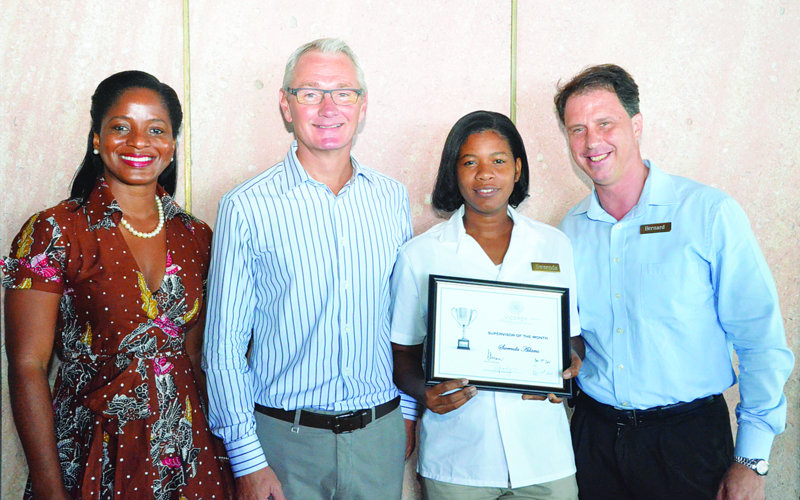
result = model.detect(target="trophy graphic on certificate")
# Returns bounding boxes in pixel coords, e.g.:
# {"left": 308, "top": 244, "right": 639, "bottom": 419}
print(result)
{"left": 451, "top": 307, "right": 477, "bottom": 350}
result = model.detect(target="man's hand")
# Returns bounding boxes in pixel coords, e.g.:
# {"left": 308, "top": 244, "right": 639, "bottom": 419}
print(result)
{"left": 562, "top": 346, "right": 582, "bottom": 380}
{"left": 404, "top": 418, "right": 417, "bottom": 460}
{"left": 235, "top": 466, "right": 286, "bottom": 500}
{"left": 715, "top": 462, "right": 765, "bottom": 500}
{"left": 425, "top": 378, "right": 476, "bottom": 414}
{"left": 522, "top": 348, "right": 582, "bottom": 403}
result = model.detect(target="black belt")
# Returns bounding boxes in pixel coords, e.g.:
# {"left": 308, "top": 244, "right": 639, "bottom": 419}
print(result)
{"left": 577, "top": 392, "right": 721, "bottom": 427}
{"left": 254, "top": 396, "right": 400, "bottom": 434}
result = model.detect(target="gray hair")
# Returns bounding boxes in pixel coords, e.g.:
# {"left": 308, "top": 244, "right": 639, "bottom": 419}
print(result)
{"left": 282, "top": 38, "right": 367, "bottom": 92}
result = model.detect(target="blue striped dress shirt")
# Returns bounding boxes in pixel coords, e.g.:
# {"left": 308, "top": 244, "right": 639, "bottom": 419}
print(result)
{"left": 203, "top": 142, "right": 413, "bottom": 477}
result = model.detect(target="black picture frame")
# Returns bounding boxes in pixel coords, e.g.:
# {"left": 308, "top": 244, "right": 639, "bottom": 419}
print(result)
{"left": 425, "top": 274, "right": 573, "bottom": 397}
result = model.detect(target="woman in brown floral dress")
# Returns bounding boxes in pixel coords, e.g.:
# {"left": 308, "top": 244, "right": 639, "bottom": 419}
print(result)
{"left": 2, "top": 71, "right": 234, "bottom": 499}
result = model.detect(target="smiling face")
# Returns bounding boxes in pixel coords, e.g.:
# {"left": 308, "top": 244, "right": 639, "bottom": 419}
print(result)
{"left": 93, "top": 87, "right": 175, "bottom": 191}
{"left": 279, "top": 50, "right": 366, "bottom": 160}
{"left": 457, "top": 130, "right": 521, "bottom": 221}
{"left": 563, "top": 88, "right": 644, "bottom": 189}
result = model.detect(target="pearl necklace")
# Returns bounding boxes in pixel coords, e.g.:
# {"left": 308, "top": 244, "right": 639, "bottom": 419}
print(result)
{"left": 119, "top": 195, "right": 165, "bottom": 238}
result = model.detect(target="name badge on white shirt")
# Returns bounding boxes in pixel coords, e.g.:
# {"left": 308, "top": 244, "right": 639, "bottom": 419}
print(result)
{"left": 531, "top": 262, "right": 560, "bottom": 272}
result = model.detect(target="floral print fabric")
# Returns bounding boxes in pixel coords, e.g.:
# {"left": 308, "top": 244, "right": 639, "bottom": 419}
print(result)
{"left": 2, "top": 180, "right": 233, "bottom": 499}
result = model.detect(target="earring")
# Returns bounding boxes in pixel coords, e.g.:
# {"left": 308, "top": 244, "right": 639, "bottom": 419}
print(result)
{"left": 93, "top": 149, "right": 99, "bottom": 155}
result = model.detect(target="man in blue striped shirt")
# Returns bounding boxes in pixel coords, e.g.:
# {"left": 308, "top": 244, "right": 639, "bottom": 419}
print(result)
{"left": 203, "top": 38, "right": 414, "bottom": 500}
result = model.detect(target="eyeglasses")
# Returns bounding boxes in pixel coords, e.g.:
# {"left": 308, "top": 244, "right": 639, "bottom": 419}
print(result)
{"left": 287, "top": 87, "right": 363, "bottom": 106}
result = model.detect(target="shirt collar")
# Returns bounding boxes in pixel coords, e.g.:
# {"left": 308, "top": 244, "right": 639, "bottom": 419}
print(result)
{"left": 637, "top": 160, "right": 679, "bottom": 206}
{"left": 281, "top": 140, "right": 373, "bottom": 194}
{"left": 438, "top": 205, "right": 522, "bottom": 252}
{"left": 439, "top": 205, "right": 467, "bottom": 244}
{"left": 578, "top": 160, "right": 679, "bottom": 222}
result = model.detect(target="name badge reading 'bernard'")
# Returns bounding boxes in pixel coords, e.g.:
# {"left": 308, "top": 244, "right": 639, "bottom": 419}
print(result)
{"left": 531, "top": 262, "right": 560, "bottom": 272}
{"left": 640, "top": 222, "right": 672, "bottom": 234}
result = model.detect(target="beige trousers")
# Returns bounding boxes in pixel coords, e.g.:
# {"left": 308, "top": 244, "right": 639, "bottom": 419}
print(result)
{"left": 422, "top": 474, "right": 579, "bottom": 500}
{"left": 254, "top": 406, "right": 405, "bottom": 500}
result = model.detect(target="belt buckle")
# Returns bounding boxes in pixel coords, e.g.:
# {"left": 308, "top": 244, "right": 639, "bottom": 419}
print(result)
{"left": 616, "top": 409, "right": 639, "bottom": 427}
{"left": 332, "top": 410, "right": 367, "bottom": 434}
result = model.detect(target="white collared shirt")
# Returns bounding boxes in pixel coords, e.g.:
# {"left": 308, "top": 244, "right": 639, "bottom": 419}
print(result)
{"left": 390, "top": 206, "right": 579, "bottom": 487}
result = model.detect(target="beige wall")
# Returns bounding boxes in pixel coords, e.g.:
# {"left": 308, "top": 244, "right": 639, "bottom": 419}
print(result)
{"left": 1, "top": 1, "right": 797, "bottom": 498}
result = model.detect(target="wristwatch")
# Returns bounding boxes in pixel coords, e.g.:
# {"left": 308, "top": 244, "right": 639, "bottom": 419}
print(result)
{"left": 733, "top": 456, "right": 769, "bottom": 476}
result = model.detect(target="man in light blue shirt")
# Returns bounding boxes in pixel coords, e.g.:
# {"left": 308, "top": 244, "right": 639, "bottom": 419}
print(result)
{"left": 203, "top": 38, "right": 413, "bottom": 500}
{"left": 554, "top": 64, "right": 793, "bottom": 500}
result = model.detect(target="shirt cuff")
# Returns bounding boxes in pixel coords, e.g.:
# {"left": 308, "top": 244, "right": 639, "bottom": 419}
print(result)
{"left": 400, "top": 391, "right": 420, "bottom": 421}
{"left": 733, "top": 422, "right": 775, "bottom": 460}
{"left": 225, "top": 433, "right": 269, "bottom": 477}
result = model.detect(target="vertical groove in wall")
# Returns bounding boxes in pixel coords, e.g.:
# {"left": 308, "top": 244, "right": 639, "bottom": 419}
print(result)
{"left": 510, "top": 0, "right": 518, "bottom": 123}
{"left": 182, "top": 0, "right": 193, "bottom": 213}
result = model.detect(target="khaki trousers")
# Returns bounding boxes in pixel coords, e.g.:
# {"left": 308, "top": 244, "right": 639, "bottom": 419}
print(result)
{"left": 255, "top": 406, "right": 405, "bottom": 500}
{"left": 422, "top": 474, "right": 578, "bottom": 500}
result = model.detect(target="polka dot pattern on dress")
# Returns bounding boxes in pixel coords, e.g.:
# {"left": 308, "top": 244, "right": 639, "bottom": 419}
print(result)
{"left": 3, "top": 180, "right": 233, "bottom": 499}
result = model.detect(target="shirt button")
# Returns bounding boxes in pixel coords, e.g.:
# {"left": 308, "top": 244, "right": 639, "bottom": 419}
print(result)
{"left": 622, "top": 401, "right": 630, "bottom": 407}
{"left": 618, "top": 364, "right": 624, "bottom": 370}
{"left": 343, "top": 281, "right": 350, "bottom": 290}
{"left": 614, "top": 257, "right": 620, "bottom": 263}
{"left": 617, "top": 328, "right": 623, "bottom": 333}
{"left": 615, "top": 293, "right": 621, "bottom": 298}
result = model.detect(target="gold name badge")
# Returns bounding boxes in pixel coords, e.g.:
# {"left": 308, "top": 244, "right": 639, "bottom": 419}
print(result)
{"left": 531, "top": 262, "right": 561, "bottom": 272}
{"left": 640, "top": 222, "right": 672, "bottom": 234}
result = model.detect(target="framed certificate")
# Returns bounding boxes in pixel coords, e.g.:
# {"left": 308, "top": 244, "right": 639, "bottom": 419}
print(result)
{"left": 425, "top": 274, "right": 573, "bottom": 397}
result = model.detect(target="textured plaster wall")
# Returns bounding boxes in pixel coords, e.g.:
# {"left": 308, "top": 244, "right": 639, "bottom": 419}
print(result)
{"left": 1, "top": 1, "right": 797, "bottom": 498}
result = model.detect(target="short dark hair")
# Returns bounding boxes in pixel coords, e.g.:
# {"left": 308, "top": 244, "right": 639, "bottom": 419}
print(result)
{"left": 70, "top": 70, "right": 183, "bottom": 202}
{"left": 554, "top": 64, "right": 640, "bottom": 127}
{"left": 431, "top": 110, "right": 529, "bottom": 213}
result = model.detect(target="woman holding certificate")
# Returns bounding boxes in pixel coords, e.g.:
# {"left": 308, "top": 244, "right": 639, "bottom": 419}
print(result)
{"left": 391, "top": 111, "right": 582, "bottom": 500}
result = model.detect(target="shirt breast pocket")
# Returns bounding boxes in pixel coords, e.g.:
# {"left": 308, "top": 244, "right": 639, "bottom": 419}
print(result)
{"left": 638, "top": 260, "right": 710, "bottom": 318}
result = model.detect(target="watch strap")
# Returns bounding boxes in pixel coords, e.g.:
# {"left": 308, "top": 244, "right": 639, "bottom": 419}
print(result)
{"left": 733, "top": 456, "right": 769, "bottom": 476}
